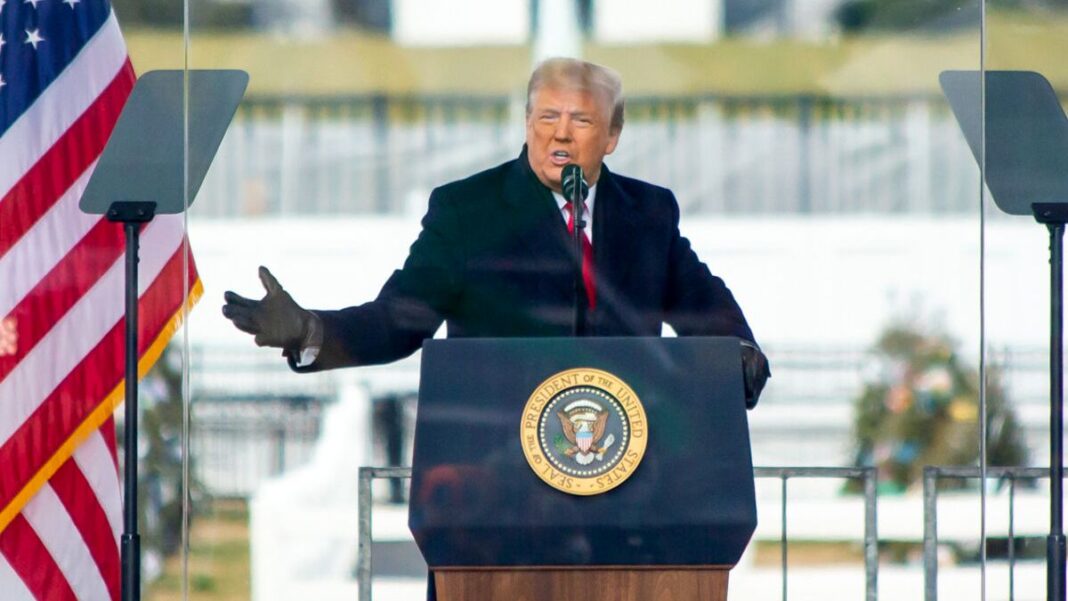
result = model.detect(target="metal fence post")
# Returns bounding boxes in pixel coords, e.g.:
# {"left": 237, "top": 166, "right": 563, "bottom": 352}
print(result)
{"left": 924, "top": 467, "right": 938, "bottom": 601}
{"left": 272, "top": 424, "right": 286, "bottom": 474}
{"left": 797, "top": 95, "right": 813, "bottom": 214}
{"left": 1009, "top": 473, "right": 1016, "bottom": 601}
{"left": 864, "top": 466, "right": 878, "bottom": 601}
{"left": 357, "top": 467, "right": 373, "bottom": 601}
{"left": 781, "top": 474, "right": 789, "bottom": 601}
{"left": 371, "top": 94, "right": 390, "bottom": 213}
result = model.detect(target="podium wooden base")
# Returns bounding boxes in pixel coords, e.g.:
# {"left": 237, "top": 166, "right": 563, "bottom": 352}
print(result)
{"left": 434, "top": 566, "right": 730, "bottom": 601}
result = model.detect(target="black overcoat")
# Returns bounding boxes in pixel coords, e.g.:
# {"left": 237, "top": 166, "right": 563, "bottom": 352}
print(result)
{"left": 295, "top": 148, "right": 756, "bottom": 372}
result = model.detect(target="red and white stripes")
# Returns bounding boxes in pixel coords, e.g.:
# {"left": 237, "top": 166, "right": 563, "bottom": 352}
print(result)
{"left": 0, "top": 422, "right": 123, "bottom": 601}
{"left": 0, "top": 7, "right": 200, "bottom": 600}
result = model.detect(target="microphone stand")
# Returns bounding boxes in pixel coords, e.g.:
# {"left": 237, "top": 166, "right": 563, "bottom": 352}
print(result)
{"left": 565, "top": 165, "right": 589, "bottom": 336}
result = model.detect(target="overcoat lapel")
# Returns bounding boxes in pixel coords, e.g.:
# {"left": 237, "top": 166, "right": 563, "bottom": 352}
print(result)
{"left": 592, "top": 165, "right": 640, "bottom": 302}
{"left": 502, "top": 153, "right": 575, "bottom": 300}
{"left": 500, "top": 152, "right": 641, "bottom": 307}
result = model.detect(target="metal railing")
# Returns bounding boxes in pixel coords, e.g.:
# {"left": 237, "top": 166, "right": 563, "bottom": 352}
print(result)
{"left": 357, "top": 467, "right": 413, "bottom": 601}
{"left": 356, "top": 465, "right": 878, "bottom": 601}
{"left": 191, "top": 395, "right": 323, "bottom": 497}
{"left": 193, "top": 92, "right": 990, "bottom": 218}
{"left": 923, "top": 466, "right": 1050, "bottom": 601}
{"left": 755, "top": 466, "right": 879, "bottom": 601}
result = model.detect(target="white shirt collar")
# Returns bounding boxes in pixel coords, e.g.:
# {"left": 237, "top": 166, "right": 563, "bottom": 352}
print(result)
{"left": 552, "top": 183, "right": 596, "bottom": 242}
{"left": 552, "top": 183, "right": 597, "bottom": 216}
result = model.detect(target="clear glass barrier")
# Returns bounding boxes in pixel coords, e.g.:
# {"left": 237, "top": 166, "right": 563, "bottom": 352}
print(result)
{"left": 112, "top": 5, "right": 191, "bottom": 598}
{"left": 978, "top": 1, "right": 1068, "bottom": 598}
{"left": 153, "top": 1, "right": 1001, "bottom": 599}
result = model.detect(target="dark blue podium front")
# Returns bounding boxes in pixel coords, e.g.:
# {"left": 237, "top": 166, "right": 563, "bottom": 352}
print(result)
{"left": 407, "top": 336, "right": 757, "bottom": 569}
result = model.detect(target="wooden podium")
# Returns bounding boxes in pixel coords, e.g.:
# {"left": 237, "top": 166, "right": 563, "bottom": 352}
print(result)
{"left": 434, "top": 566, "right": 730, "bottom": 600}
{"left": 408, "top": 337, "right": 756, "bottom": 601}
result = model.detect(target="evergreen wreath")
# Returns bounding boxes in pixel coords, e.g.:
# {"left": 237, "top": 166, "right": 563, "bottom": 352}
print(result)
{"left": 851, "top": 322, "right": 1029, "bottom": 492}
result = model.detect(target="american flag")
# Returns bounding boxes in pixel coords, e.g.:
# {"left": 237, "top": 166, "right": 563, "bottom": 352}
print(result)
{"left": 0, "top": 0, "right": 200, "bottom": 598}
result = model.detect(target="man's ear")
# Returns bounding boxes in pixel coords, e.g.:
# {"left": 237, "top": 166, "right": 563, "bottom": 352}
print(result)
{"left": 604, "top": 127, "right": 622, "bottom": 156}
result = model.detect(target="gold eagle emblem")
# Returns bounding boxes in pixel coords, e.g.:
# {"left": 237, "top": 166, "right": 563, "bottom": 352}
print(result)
{"left": 557, "top": 400, "right": 616, "bottom": 464}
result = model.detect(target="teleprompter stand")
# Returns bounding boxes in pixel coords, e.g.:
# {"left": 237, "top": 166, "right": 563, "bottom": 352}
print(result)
{"left": 942, "top": 70, "right": 1068, "bottom": 601}
{"left": 1036, "top": 201, "right": 1068, "bottom": 601}
{"left": 80, "top": 69, "right": 248, "bottom": 601}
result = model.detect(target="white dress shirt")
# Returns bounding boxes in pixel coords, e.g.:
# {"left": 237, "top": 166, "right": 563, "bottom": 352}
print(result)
{"left": 553, "top": 183, "right": 596, "bottom": 244}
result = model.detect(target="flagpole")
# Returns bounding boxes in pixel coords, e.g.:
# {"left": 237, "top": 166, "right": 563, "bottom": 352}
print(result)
{"left": 109, "top": 201, "right": 156, "bottom": 601}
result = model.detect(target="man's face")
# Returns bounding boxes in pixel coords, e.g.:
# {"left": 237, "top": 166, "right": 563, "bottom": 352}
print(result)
{"left": 525, "top": 85, "right": 621, "bottom": 193}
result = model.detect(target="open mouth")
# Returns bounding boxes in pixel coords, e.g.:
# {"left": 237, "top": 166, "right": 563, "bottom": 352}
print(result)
{"left": 550, "top": 150, "right": 571, "bottom": 166}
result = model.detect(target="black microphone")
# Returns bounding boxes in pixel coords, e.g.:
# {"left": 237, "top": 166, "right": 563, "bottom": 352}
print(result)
{"left": 561, "top": 164, "right": 589, "bottom": 203}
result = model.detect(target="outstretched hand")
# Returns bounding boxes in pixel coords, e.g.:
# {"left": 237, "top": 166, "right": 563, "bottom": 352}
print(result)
{"left": 741, "top": 342, "right": 771, "bottom": 409}
{"left": 222, "top": 266, "right": 314, "bottom": 352}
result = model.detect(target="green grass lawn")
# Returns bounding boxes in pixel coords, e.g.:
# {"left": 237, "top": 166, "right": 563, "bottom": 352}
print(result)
{"left": 147, "top": 499, "right": 251, "bottom": 601}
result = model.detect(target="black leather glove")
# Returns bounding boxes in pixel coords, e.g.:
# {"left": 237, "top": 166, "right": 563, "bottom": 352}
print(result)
{"left": 222, "top": 266, "right": 316, "bottom": 352}
{"left": 740, "top": 341, "right": 771, "bottom": 409}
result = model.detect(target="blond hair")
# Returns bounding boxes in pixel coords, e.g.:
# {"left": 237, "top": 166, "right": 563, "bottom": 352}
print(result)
{"left": 526, "top": 57, "right": 625, "bottom": 132}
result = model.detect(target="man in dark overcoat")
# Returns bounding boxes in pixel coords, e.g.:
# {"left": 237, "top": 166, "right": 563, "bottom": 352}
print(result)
{"left": 223, "top": 57, "right": 769, "bottom": 401}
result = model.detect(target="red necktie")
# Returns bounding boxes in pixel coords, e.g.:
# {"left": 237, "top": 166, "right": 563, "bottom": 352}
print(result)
{"left": 564, "top": 201, "right": 596, "bottom": 309}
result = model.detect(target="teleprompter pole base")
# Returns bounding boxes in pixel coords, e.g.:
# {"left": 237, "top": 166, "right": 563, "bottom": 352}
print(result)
{"left": 121, "top": 534, "right": 140, "bottom": 601}
{"left": 1050, "top": 534, "right": 1066, "bottom": 601}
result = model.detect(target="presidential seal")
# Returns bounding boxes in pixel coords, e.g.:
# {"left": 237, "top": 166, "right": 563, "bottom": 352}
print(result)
{"left": 520, "top": 368, "right": 648, "bottom": 496}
